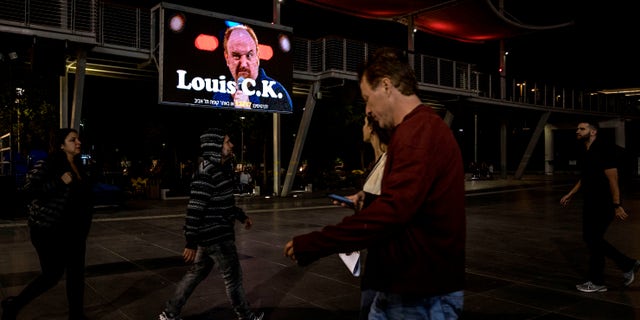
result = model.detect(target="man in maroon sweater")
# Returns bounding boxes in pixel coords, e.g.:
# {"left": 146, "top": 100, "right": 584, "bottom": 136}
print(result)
{"left": 284, "top": 47, "right": 466, "bottom": 319}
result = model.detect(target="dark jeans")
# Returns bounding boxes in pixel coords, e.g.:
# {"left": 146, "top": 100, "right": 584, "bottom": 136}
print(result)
{"left": 164, "top": 240, "right": 256, "bottom": 320}
{"left": 12, "top": 225, "right": 88, "bottom": 319}
{"left": 583, "top": 203, "right": 636, "bottom": 284}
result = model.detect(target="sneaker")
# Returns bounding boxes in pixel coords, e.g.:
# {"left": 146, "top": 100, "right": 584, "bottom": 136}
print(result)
{"left": 1, "top": 297, "right": 18, "bottom": 320}
{"left": 623, "top": 260, "right": 640, "bottom": 286}
{"left": 576, "top": 281, "right": 607, "bottom": 293}
{"left": 252, "top": 312, "right": 264, "bottom": 320}
{"left": 158, "top": 311, "right": 181, "bottom": 320}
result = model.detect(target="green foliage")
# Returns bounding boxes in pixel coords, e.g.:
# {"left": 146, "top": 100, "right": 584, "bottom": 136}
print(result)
{"left": 0, "top": 86, "right": 58, "bottom": 153}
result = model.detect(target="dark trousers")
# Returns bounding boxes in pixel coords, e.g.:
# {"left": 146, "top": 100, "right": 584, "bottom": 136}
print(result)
{"left": 583, "top": 203, "right": 635, "bottom": 284}
{"left": 12, "top": 225, "right": 88, "bottom": 319}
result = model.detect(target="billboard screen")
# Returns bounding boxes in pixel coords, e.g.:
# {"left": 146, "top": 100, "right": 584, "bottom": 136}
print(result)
{"left": 159, "top": 4, "right": 293, "bottom": 114}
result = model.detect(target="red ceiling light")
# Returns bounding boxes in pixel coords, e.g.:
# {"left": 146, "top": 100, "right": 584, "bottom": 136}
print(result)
{"left": 194, "top": 34, "right": 219, "bottom": 51}
{"left": 258, "top": 44, "right": 273, "bottom": 60}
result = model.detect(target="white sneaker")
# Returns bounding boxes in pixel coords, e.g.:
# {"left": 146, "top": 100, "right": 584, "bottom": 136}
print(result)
{"left": 576, "top": 281, "right": 607, "bottom": 293}
{"left": 159, "top": 311, "right": 182, "bottom": 320}
{"left": 623, "top": 260, "right": 640, "bottom": 286}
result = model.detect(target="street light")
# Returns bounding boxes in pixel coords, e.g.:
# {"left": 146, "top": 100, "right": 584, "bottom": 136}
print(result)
{"left": 516, "top": 82, "right": 526, "bottom": 102}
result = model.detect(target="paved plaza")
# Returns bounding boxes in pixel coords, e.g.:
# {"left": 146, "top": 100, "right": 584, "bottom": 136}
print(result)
{"left": 1, "top": 176, "right": 640, "bottom": 319}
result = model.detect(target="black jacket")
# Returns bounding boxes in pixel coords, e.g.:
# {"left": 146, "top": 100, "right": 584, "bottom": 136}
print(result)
{"left": 24, "top": 153, "right": 94, "bottom": 232}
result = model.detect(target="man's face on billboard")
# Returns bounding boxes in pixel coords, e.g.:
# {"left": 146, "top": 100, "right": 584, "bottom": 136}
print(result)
{"left": 225, "top": 29, "right": 259, "bottom": 82}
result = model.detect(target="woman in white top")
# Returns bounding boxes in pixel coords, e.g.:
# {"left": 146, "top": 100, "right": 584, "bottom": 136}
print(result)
{"left": 333, "top": 115, "right": 391, "bottom": 318}
{"left": 361, "top": 114, "right": 388, "bottom": 196}
{"left": 359, "top": 114, "right": 391, "bottom": 320}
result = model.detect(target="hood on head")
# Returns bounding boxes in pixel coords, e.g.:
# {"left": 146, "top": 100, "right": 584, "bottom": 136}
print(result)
{"left": 200, "top": 128, "right": 225, "bottom": 163}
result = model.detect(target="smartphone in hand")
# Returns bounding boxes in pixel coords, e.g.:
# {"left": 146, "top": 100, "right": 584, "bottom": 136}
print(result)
{"left": 328, "top": 193, "right": 354, "bottom": 208}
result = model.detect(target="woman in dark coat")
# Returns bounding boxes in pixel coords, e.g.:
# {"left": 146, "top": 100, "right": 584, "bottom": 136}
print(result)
{"left": 2, "top": 128, "right": 94, "bottom": 320}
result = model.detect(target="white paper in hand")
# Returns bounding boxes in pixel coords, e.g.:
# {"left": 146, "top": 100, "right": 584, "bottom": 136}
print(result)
{"left": 338, "top": 251, "right": 361, "bottom": 277}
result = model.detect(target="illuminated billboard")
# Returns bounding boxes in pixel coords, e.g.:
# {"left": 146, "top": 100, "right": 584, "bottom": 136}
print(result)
{"left": 158, "top": 3, "right": 293, "bottom": 114}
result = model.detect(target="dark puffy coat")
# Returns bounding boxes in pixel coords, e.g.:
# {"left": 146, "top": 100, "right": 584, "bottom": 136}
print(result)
{"left": 24, "top": 153, "right": 93, "bottom": 232}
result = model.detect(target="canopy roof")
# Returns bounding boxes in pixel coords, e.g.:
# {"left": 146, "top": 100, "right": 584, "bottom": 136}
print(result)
{"left": 296, "top": 0, "right": 575, "bottom": 43}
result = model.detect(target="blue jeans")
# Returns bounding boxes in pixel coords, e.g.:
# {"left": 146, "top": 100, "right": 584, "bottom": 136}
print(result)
{"left": 360, "top": 289, "right": 376, "bottom": 319}
{"left": 368, "top": 290, "right": 464, "bottom": 320}
{"left": 164, "top": 240, "right": 255, "bottom": 319}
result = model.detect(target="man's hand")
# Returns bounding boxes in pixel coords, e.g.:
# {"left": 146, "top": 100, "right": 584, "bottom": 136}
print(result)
{"left": 560, "top": 194, "right": 572, "bottom": 207}
{"left": 183, "top": 248, "right": 197, "bottom": 264}
{"left": 331, "top": 191, "right": 366, "bottom": 211}
{"left": 616, "top": 207, "right": 629, "bottom": 220}
{"left": 284, "top": 240, "right": 296, "bottom": 262}
{"left": 244, "top": 217, "right": 253, "bottom": 230}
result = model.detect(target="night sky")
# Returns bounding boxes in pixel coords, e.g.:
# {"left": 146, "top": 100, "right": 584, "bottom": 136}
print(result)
{"left": 501, "top": 0, "right": 640, "bottom": 89}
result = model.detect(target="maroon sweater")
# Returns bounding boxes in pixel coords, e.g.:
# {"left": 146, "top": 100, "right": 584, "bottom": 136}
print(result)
{"left": 293, "top": 105, "right": 466, "bottom": 296}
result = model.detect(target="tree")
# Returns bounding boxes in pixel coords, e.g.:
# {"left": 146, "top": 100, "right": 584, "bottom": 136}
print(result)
{"left": 0, "top": 75, "right": 58, "bottom": 158}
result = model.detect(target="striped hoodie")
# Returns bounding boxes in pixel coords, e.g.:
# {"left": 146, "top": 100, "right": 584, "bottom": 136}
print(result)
{"left": 184, "top": 128, "right": 248, "bottom": 249}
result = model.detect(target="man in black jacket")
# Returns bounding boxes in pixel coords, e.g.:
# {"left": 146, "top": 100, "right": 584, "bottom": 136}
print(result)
{"left": 159, "top": 128, "right": 263, "bottom": 320}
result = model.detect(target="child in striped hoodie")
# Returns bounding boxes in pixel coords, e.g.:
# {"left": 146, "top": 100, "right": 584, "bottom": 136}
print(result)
{"left": 159, "top": 128, "right": 262, "bottom": 320}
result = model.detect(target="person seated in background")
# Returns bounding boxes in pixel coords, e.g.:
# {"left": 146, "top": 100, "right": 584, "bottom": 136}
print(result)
{"left": 239, "top": 168, "right": 253, "bottom": 194}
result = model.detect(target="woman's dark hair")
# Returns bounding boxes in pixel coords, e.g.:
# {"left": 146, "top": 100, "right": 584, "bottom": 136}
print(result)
{"left": 366, "top": 114, "right": 391, "bottom": 145}
{"left": 48, "top": 128, "right": 83, "bottom": 172}
{"left": 53, "top": 128, "right": 78, "bottom": 153}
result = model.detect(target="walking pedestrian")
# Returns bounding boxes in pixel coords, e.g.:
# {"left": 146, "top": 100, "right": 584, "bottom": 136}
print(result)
{"left": 158, "top": 128, "right": 263, "bottom": 320}
{"left": 284, "top": 47, "right": 466, "bottom": 319}
{"left": 560, "top": 121, "right": 640, "bottom": 293}
{"left": 357, "top": 113, "right": 390, "bottom": 319}
{"left": 1, "top": 128, "right": 94, "bottom": 320}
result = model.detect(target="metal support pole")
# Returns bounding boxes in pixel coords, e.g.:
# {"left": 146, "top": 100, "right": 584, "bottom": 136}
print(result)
{"left": 515, "top": 112, "right": 550, "bottom": 179}
{"left": 281, "top": 81, "right": 320, "bottom": 197}
{"left": 272, "top": 0, "right": 282, "bottom": 196}
{"left": 71, "top": 47, "right": 87, "bottom": 130}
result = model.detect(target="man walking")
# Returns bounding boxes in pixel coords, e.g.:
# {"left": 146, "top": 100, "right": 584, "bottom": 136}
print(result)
{"left": 284, "top": 47, "right": 466, "bottom": 319}
{"left": 159, "top": 128, "right": 263, "bottom": 320}
{"left": 560, "top": 121, "right": 640, "bottom": 293}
